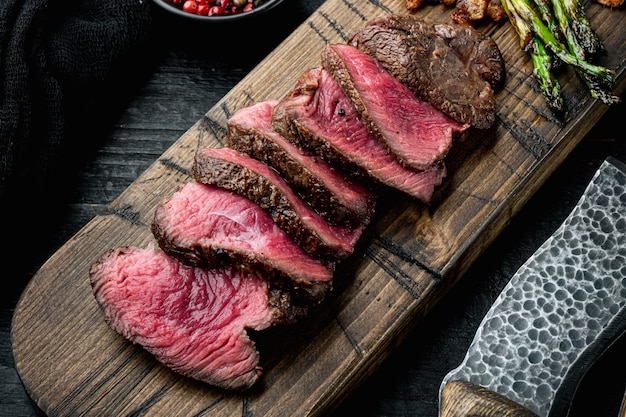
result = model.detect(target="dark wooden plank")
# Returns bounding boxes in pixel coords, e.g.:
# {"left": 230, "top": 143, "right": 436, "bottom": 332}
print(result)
{"left": 335, "top": 103, "right": 626, "bottom": 417}
{"left": 5, "top": 1, "right": 625, "bottom": 416}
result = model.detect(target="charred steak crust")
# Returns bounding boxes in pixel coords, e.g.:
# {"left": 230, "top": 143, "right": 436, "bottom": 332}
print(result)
{"left": 347, "top": 14, "right": 504, "bottom": 129}
{"left": 431, "top": 21, "right": 505, "bottom": 91}
{"left": 151, "top": 182, "right": 334, "bottom": 304}
{"left": 191, "top": 147, "right": 363, "bottom": 261}
{"left": 227, "top": 100, "right": 377, "bottom": 226}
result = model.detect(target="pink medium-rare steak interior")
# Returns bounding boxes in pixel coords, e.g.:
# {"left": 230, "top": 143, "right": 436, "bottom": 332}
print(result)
{"left": 152, "top": 182, "right": 334, "bottom": 303}
{"left": 227, "top": 99, "right": 377, "bottom": 226}
{"left": 87, "top": 14, "right": 508, "bottom": 393}
{"left": 271, "top": 67, "right": 447, "bottom": 203}
{"left": 192, "top": 147, "right": 364, "bottom": 260}
{"left": 321, "top": 43, "right": 469, "bottom": 171}
{"left": 89, "top": 246, "right": 275, "bottom": 390}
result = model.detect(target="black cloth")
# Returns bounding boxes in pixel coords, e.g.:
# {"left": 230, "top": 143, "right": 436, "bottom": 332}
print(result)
{"left": 0, "top": 0, "right": 152, "bottom": 199}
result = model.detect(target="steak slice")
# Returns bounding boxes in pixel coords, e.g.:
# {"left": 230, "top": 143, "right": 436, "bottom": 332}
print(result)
{"left": 227, "top": 100, "right": 376, "bottom": 226}
{"left": 191, "top": 147, "right": 364, "bottom": 261}
{"left": 347, "top": 14, "right": 504, "bottom": 129}
{"left": 321, "top": 43, "right": 469, "bottom": 171}
{"left": 152, "top": 181, "right": 334, "bottom": 304}
{"left": 89, "top": 246, "right": 307, "bottom": 390}
{"left": 271, "top": 67, "right": 447, "bottom": 203}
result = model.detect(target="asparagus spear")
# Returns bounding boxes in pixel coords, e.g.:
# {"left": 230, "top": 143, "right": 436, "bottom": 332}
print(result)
{"left": 508, "top": 0, "right": 614, "bottom": 81}
{"left": 551, "top": 0, "right": 619, "bottom": 103}
{"left": 503, "top": 0, "right": 618, "bottom": 106}
{"left": 501, "top": 0, "right": 534, "bottom": 49}
{"left": 533, "top": 0, "right": 561, "bottom": 41}
{"left": 531, "top": 38, "right": 564, "bottom": 110}
{"left": 502, "top": 0, "right": 564, "bottom": 110}
{"left": 532, "top": 0, "right": 564, "bottom": 70}
{"left": 526, "top": 0, "right": 564, "bottom": 110}
{"left": 556, "top": 0, "right": 604, "bottom": 58}
{"left": 577, "top": 70, "right": 621, "bottom": 104}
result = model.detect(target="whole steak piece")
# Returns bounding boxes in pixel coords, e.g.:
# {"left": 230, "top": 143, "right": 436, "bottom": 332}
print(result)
{"left": 347, "top": 14, "right": 504, "bottom": 129}
{"left": 271, "top": 66, "right": 447, "bottom": 203}
{"left": 321, "top": 43, "right": 469, "bottom": 171}
{"left": 89, "top": 246, "right": 305, "bottom": 390}
{"left": 152, "top": 181, "right": 334, "bottom": 304}
{"left": 227, "top": 100, "right": 377, "bottom": 226}
{"left": 192, "top": 147, "right": 364, "bottom": 261}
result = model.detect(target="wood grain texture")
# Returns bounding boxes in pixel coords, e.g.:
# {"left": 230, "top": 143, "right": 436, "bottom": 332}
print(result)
{"left": 11, "top": 1, "right": 626, "bottom": 416}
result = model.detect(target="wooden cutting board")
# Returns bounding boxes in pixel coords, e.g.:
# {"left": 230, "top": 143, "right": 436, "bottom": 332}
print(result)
{"left": 12, "top": 1, "right": 625, "bottom": 416}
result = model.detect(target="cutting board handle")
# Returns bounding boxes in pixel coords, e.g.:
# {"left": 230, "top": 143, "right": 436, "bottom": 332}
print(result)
{"left": 440, "top": 380, "right": 539, "bottom": 417}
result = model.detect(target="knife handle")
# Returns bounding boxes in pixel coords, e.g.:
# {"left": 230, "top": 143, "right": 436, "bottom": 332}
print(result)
{"left": 440, "top": 380, "right": 539, "bottom": 417}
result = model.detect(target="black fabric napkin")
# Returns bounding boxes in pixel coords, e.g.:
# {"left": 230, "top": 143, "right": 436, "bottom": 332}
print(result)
{"left": 0, "top": 0, "right": 153, "bottom": 200}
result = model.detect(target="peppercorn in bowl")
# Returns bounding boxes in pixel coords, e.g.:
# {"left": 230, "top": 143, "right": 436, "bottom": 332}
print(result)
{"left": 152, "top": 0, "right": 285, "bottom": 21}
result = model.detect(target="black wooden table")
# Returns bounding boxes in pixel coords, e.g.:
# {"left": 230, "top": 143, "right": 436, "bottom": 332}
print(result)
{"left": 2, "top": 1, "right": 625, "bottom": 416}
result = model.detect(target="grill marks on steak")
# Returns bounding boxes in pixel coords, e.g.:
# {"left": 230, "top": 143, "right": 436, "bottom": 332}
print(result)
{"left": 321, "top": 43, "right": 469, "bottom": 172}
{"left": 347, "top": 14, "right": 504, "bottom": 129}
{"left": 89, "top": 246, "right": 306, "bottom": 390}
{"left": 152, "top": 182, "right": 334, "bottom": 304}
{"left": 192, "top": 147, "right": 364, "bottom": 261}
{"left": 271, "top": 66, "right": 446, "bottom": 203}
{"left": 227, "top": 100, "right": 377, "bottom": 226}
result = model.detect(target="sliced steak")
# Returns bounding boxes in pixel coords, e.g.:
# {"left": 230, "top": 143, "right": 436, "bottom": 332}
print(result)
{"left": 89, "top": 246, "right": 307, "bottom": 390}
{"left": 152, "top": 182, "right": 334, "bottom": 304}
{"left": 347, "top": 14, "right": 504, "bottom": 129}
{"left": 271, "top": 67, "right": 447, "bottom": 203}
{"left": 191, "top": 147, "right": 364, "bottom": 261}
{"left": 321, "top": 43, "right": 469, "bottom": 171}
{"left": 227, "top": 100, "right": 377, "bottom": 226}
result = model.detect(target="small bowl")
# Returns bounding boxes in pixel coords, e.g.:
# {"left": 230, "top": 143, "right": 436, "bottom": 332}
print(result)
{"left": 151, "top": 0, "right": 286, "bottom": 23}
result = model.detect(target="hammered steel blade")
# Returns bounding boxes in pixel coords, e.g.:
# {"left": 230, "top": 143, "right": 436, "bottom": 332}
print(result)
{"left": 440, "top": 157, "right": 626, "bottom": 417}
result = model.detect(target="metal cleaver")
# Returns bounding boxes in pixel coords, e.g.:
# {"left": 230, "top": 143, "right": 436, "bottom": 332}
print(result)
{"left": 439, "top": 157, "right": 626, "bottom": 417}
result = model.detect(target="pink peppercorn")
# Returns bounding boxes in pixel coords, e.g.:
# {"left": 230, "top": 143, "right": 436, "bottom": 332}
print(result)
{"left": 164, "top": 0, "right": 264, "bottom": 16}
{"left": 208, "top": 5, "right": 223, "bottom": 15}
{"left": 197, "top": 3, "right": 210, "bottom": 15}
{"left": 182, "top": 0, "right": 198, "bottom": 13}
